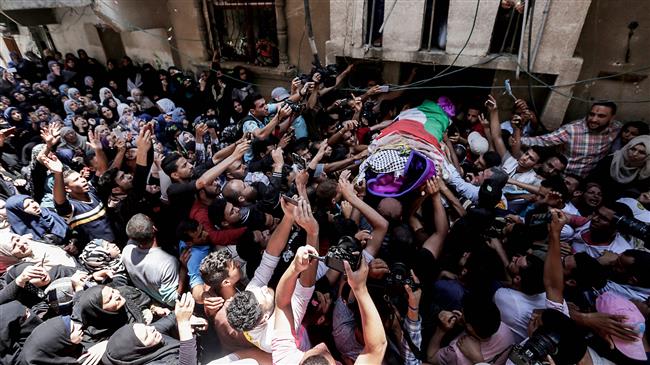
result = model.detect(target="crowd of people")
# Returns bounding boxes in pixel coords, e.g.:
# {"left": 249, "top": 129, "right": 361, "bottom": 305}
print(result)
{"left": 0, "top": 47, "right": 648, "bottom": 365}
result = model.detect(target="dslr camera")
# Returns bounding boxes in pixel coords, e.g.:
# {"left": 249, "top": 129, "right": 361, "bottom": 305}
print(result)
{"left": 321, "top": 236, "right": 361, "bottom": 273}
{"left": 385, "top": 262, "right": 420, "bottom": 295}
{"left": 509, "top": 328, "right": 560, "bottom": 365}
{"left": 284, "top": 100, "right": 304, "bottom": 114}
{"left": 614, "top": 214, "right": 650, "bottom": 245}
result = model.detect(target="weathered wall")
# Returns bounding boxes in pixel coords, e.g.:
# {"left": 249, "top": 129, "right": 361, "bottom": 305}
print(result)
{"left": 566, "top": 0, "right": 650, "bottom": 123}
{"left": 48, "top": 6, "right": 107, "bottom": 63}
{"left": 92, "top": 0, "right": 170, "bottom": 31}
{"left": 285, "top": 0, "right": 330, "bottom": 73}
{"left": 166, "top": 0, "right": 208, "bottom": 70}
{"left": 120, "top": 28, "right": 175, "bottom": 69}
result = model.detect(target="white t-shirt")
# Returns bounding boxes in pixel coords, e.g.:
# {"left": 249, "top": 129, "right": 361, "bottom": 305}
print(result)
{"left": 243, "top": 252, "right": 314, "bottom": 353}
{"left": 501, "top": 154, "right": 541, "bottom": 196}
{"left": 494, "top": 288, "right": 569, "bottom": 343}
{"left": 570, "top": 222, "right": 633, "bottom": 258}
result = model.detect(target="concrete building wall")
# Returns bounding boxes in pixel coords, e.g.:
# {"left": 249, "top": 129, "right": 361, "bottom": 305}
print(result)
{"left": 48, "top": 6, "right": 107, "bottom": 63}
{"left": 566, "top": 0, "right": 650, "bottom": 123}
{"left": 120, "top": 29, "right": 175, "bottom": 70}
{"left": 285, "top": 0, "right": 330, "bottom": 73}
{"left": 166, "top": 0, "right": 208, "bottom": 70}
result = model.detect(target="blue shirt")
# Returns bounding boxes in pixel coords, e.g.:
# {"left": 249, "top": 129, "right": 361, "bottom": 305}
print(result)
{"left": 179, "top": 241, "right": 212, "bottom": 289}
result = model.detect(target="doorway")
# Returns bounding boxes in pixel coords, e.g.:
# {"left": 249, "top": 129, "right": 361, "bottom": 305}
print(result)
{"left": 96, "top": 26, "right": 126, "bottom": 62}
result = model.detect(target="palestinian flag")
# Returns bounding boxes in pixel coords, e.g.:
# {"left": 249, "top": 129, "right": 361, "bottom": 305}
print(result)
{"left": 377, "top": 99, "right": 451, "bottom": 148}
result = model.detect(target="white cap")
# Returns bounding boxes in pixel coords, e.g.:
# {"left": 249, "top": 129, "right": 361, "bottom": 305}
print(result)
{"left": 617, "top": 197, "right": 650, "bottom": 223}
{"left": 468, "top": 131, "right": 489, "bottom": 155}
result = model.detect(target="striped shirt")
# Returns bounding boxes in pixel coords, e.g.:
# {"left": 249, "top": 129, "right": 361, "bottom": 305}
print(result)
{"left": 56, "top": 186, "right": 115, "bottom": 241}
{"left": 521, "top": 119, "right": 621, "bottom": 177}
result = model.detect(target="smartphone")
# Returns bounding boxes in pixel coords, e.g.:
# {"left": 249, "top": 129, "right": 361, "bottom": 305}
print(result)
{"left": 282, "top": 195, "right": 299, "bottom": 206}
{"left": 484, "top": 99, "right": 496, "bottom": 109}
{"left": 292, "top": 153, "right": 307, "bottom": 170}
{"left": 378, "top": 85, "right": 389, "bottom": 93}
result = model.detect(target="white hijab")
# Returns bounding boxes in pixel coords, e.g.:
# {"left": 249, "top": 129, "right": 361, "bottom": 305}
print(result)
{"left": 610, "top": 135, "right": 650, "bottom": 184}
{"left": 0, "top": 231, "right": 77, "bottom": 271}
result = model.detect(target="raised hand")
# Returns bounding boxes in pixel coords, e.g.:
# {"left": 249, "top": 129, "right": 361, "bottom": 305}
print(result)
{"left": 175, "top": 292, "right": 195, "bottom": 323}
{"left": 485, "top": 94, "right": 498, "bottom": 112}
{"left": 292, "top": 245, "right": 318, "bottom": 273}
{"left": 87, "top": 129, "right": 102, "bottom": 150}
{"left": 294, "top": 198, "right": 318, "bottom": 235}
{"left": 38, "top": 151, "right": 63, "bottom": 173}
{"left": 343, "top": 254, "right": 369, "bottom": 292}
{"left": 338, "top": 170, "right": 356, "bottom": 199}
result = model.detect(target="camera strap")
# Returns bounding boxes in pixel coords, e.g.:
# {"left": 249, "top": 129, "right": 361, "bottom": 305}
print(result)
{"left": 400, "top": 318, "right": 426, "bottom": 361}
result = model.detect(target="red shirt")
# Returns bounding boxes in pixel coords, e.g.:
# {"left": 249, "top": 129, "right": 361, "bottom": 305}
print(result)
{"left": 190, "top": 200, "right": 246, "bottom": 246}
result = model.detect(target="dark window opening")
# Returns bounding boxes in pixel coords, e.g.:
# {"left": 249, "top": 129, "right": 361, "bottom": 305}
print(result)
{"left": 365, "top": 0, "right": 384, "bottom": 47}
{"left": 489, "top": 5, "right": 524, "bottom": 54}
{"left": 421, "top": 0, "right": 449, "bottom": 51}
{"left": 209, "top": 0, "right": 279, "bottom": 66}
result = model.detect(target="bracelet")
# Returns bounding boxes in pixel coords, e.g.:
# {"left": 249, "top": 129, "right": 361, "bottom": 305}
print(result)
{"left": 408, "top": 305, "right": 419, "bottom": 311}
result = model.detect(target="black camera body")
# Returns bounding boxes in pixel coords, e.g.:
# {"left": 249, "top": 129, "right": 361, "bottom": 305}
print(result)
{"left": 385, "top": 262, "right": 419, "bottom": 295}
{"left": 284, "top": 100, "right": 304, "bottom": 114}
{"left": 508, "top": 330, "right": 560, "bottom": 365}
{"left": 323, "top": 236, "right": 361, "bottom": 273}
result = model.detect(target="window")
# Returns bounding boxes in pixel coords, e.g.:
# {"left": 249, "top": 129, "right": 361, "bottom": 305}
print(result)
{"left": 421, "top": 0, "right": 449, "bottom": 51}
{"left": 365, "top": 0, "right": 384, "bottom": 47}
{"left": 489, "top": 4, "right": 524, "bottom": 54}
{"left": 209, "top": 0, "right": 279, "bottom": 66}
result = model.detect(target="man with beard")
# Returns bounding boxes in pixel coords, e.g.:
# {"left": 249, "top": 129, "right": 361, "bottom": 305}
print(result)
{"left": 521, "top": 102, "right": 621, "bottom": 177}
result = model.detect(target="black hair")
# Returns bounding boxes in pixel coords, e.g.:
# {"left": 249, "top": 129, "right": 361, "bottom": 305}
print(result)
{"left": 208, "top": 198, "right": 227, "bottom": 227}
{"left": 621, "top": 120, "right": 650, "bottom": 137}
{"left": 161, "top": 152, "right": 182, "bottom": 176}
{"left": 571, "top": 252, "right": 607, "bottom": 290}
{"left": 302, "top": 355, "right": 330, "bottom": 365}
{"left": 621, "top": 250, "right": 650, "bottom": 288}
{"left": 243, "top": 93, "right": 264, "bottom": 111}
{"left": 462, "top": 294, "right": 501, "bottom": 339}
{"left": 541, "top": 175, "right": 570, "bottom": 203}
{"left": 199, "top": 250, "right": 233, "bottom": 290}
{"left": 176, "top": 219, "right": 199, "bottom": 242}
{"left": 482, "top": 151, "right": 502, "bottom": 169}
{"left": 591, "top": 101, "right": 617, "bottom": 115}
{"left": 540, "top": 309, "right": 587, "bottom": 364}
{"left": 96, "top": 167, "right": 119, "bottom": 201}
{"left": 226, "top": 291, "right": 263, "bottom": 331}
{"left": 519, "top": 254, "right": 545, "bottom": 295}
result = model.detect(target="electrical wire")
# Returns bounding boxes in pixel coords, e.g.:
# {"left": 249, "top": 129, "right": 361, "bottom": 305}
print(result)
{"left": 16, "top": 0, "right": 648, "bottom": 105}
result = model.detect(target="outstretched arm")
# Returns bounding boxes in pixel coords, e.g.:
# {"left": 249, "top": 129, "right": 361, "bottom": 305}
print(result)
{"left": 545, "top": 209, "right": 567, "bottom": 304}
{"left": 421, "top": 178, "right": 449, "bottom": 259}
{"left": 339, "top": 171, "right": 388, "bottom": 258}
{"left": 195, "top": 140, "right": 249, "bottom": 190}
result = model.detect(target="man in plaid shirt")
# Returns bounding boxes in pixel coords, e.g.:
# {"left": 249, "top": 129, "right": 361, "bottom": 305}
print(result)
{"left": 520, "top": 102, "right": 621, "bottom": 177}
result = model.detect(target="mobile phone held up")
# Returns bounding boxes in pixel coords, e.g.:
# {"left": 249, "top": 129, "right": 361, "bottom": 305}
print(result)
{"left": 282, "top": 194, "right": 299, "bottom": 206}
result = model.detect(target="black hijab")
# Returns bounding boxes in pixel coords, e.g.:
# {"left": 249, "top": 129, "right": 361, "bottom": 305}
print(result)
{"left": 74, "top": 285, "right": 128, "bottom": 343}
{"left": 73, "top": 285, "right": 149, "bottom": 345}
{"left": 20, "top": 316, "right": 83, "bottom": 365}
{"left": 101, "top": 321, "right": 179, "bottom": 365}
{"left": 0, "top": 301, "right": 42, "bottom": 365}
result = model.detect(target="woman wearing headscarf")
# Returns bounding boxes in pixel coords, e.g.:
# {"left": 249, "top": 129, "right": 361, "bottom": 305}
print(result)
{"left": 67, "top": 87, "right": 81, "bottom": 102}
{"left": 101, "top": 293, "right": 198, "bottom": 365}
{"left": 589, "top": 135, "right": 650, "bottom": 197}
{"left": 62, "top": 99, "right": 80, "bottom": 126}
{"left": 99, "top": 87, "right": 116, "bottom": 105}
{"left": 19, "top": 315, "right": 84, "bottom": 364}
{"left": 78, "top": 239, "right": 127, "bottom": 286}
{"left": 99, "top": 105, "right": 118, "bottom": 126}
{"left": 3, "top": 106, "right": 27, "bottom": 128}
{"left": 58, "top": 126, "right": 92, "bottom": 155}
{"left": 73, "top": 285, "right": 153, "bottom": 347}
{"left": 0, "top": 301, "right": 42, "bottom": 364}
{"left": 0, "top": 263, "right": 77, "bottom": 311}
{"left": 5, "top": 194, "right": 68, "bottom": 243}
{"left": 0, "top": 231, "right": 77, "bottom": 273}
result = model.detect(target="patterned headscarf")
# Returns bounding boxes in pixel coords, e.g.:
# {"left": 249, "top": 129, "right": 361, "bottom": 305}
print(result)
{"left": 79, "top": 239, "right": 125, "bottom": 276}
